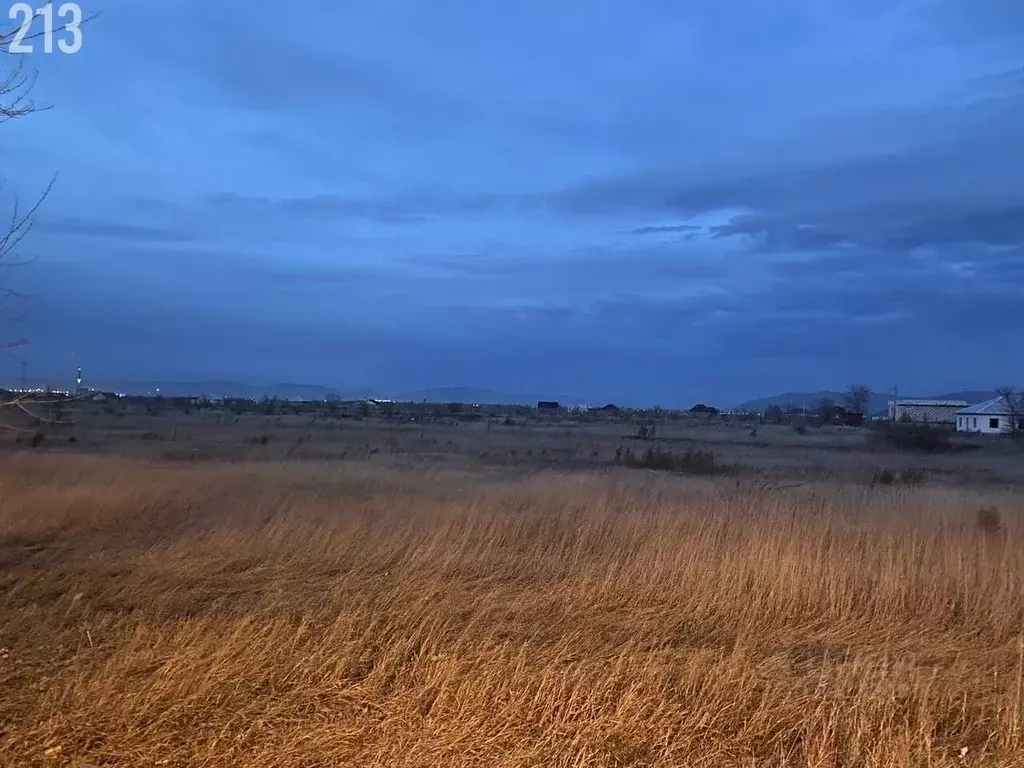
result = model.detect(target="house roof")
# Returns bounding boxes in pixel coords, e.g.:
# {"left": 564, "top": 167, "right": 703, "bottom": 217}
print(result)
{"left": 956, "top": 396, "right": 1013, "bottom": 416}
{"left": 890, "top": 399, "right": 968, "bottom": 407}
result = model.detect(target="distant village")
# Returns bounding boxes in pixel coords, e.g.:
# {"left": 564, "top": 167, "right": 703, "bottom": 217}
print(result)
{"left": 3, "top": 369, "right": 1020, "bottom": 438}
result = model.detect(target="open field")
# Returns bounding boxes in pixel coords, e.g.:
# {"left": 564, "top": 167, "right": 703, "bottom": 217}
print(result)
{"left": 2, "top": 408, "right": 1024, "bottom": 766}
{"left": 4, "top": 400, "right": 1024, "bottom": 486}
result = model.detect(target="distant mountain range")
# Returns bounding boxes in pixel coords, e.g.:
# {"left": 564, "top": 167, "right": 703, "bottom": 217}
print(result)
{"left": 4, "top": 376, "right": 1011, "bottom": 412}
{"left": 75, "top": 380, "right": 366, "bottom": 401}
{"left": 736, "top": 390, "right": 1006, "bottom": 414}
{"left": 5, "top": 379, "right": 589, "bottom": 405}
{"left": 395, "top": 387, "right": 590, "bottom": 405}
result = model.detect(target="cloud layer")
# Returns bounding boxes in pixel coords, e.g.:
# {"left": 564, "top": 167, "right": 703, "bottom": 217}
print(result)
{"left": 2, "top": 1, "right": 1022, "bottom": 404}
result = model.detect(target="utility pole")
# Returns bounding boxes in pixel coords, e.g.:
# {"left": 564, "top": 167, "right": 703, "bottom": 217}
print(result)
{"left": 891, "top": 385, "right": 898, "bottom": 424}
{"left": 20, "top": 360, "right": 26, "bottom": 390}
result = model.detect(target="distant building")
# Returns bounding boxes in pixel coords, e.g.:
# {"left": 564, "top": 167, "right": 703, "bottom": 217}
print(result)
{"left": 820, "top": 404, "right": 864, "bottom": 427}
{"left": 536, "top": 401, "right": 561, "bottom": 411}
{"left": 589, "top": 403, "right": 621, "bottom": 413}
{"left": 956, "top": 397, "right": 1022, "bottom": 435}
{"left": 888, "top": 399, "right": 967, "bottom": 425}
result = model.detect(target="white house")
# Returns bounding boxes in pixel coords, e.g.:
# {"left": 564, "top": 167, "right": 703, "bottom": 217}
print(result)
{"left": 955, "top": 396, "right": 1022, "bottom": 435}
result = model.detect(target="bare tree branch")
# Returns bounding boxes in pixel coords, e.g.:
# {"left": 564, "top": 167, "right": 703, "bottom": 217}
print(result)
{"left": 996, "top": 386, "right": 1021, "bottom": 438}
{"left": 0, "top": 176, "right": 55, "bottom": 263}
{"left": 844, "top": 384, "right": 872, "bottom": 415}
{"left": 0, "top": 59, "right": 47, "bottom": 121}
{"left": 0, "top": 389, "right": 87, "bottom": 431}
{"left": 1, "top": 19, "right": 53, "bottom": 419}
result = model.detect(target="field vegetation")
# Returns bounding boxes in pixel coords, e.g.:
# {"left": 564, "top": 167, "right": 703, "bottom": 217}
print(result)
{"left": 2, "top": 445, "right": 1023, "bottom": 767}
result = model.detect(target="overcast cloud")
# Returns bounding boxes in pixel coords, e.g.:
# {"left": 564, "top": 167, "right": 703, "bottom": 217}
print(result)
{"left": 1, "top": 0, "right": 1021, "bottom": 404}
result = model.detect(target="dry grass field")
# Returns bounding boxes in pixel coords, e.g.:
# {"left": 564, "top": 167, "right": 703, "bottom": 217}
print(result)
{"left": 8, "top": 401, "right": 1024, "bottom": 486}
{"left": 2, "top": 440, "right": 1024, "bottom": 767}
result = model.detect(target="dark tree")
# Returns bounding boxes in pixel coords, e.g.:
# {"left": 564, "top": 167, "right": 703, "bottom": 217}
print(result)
{"left": 996, "top": 386, "right": 1021, "bottom": 438}
{"left": 844, "top": 384, "right": 872, "bottom": 415}
{"left": 816, "top": 397, "right": 836, "bottom": 425}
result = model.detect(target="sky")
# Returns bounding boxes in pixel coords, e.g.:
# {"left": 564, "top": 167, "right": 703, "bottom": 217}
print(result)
{"left": 0, "top": 0, "right": 1022, "bottom": 405}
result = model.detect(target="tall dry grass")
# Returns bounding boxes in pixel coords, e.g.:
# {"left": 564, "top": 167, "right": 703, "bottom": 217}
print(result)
{"left": 1, "top": 454, "right": 1023, "bottom": 767}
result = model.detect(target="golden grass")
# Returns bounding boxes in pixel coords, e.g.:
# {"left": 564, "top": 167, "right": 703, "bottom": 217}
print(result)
{"left": 2, "top": 454, "right": 1023, "bottom": 767}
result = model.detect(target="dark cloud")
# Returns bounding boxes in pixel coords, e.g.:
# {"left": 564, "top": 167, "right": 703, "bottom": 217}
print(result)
{"left": 403, "top": 245, "right": 729, "bottom": 293}
{"left": 626, "top": 224, "right": 701, "bottom": 235}
{"left": 207, "top": 193, "right": 434, "bottom": 226}
{"left": 709, "top": 204, "right": 1024, "bottom": 253}
{"left": 709, "top": 216, "right": 850, "bottom": 251}
{"left": 263, "top": 266, "right": 381, "bottom": 286}
{"left": 554, "top": 135, "right": 1022, "bottom": 223}
{"left": 204, "top": 191, "right": 538, "bottom": 224}
{"left": 401, "top": 254, "right": 511, "bottom": 277}
{"left": 36, "top": 217, "right": 191, "bottom": 242}
{"left": 881, "top": 206, "right": 1024, "bottom": 250}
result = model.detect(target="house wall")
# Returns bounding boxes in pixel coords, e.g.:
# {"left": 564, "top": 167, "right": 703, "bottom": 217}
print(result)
{"left": 889, "top": 403, "right": 962, "bottom": 424}
{"left": 956, "top": 414, "right": 1013, "bottom": 435}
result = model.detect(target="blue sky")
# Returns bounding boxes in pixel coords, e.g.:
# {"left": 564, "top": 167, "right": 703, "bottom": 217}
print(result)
{"left": 1, "top": 0, "right": 1022, "bottom": 405}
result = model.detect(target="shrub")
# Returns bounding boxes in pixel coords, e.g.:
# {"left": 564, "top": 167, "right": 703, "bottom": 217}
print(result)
{"left": 877, "top": 423, "right": 952, "bottom": 453}
{"left": 675, "top": 448, "right": 719, "bottom": 474}
{"left": 976, "top": 506, "right": 1002, "bottom": 535}
{"left": 793, "top": 424, "right": 807, "bottom": 435}
{"left": 617, "top": 446, "right": 720, "bottom": 475}
{"left": 30, "top": 431, "right": 45, "bottom": 449}
{"left": 873, "top": 468, "right": 896, "bottom": 486}
{"left": 634, "top": 422, "right": 657, "bottom": 440}
{"left": 872, "top": 467, "right": 927, "bottom": 486}
{"left": 899, "top": 467, "right": 926, "bottom": 485}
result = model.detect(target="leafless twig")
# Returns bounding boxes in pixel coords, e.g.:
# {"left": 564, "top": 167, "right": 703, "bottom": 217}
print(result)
{"left": 0, "top": 389, "right": 91, "bottom": 431}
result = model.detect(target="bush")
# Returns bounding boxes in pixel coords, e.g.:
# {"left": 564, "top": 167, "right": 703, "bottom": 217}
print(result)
{"left": 616, "top": 446, "right": 720, "bottom": 475}
{"left": 873, "top": 468, "right": 896, "bottom": 486}
{"left": 976, "top": 506, "right": 1002, "bottom": 535}
{"left": 793, "top": 424, "right": 807, "bottom": 435}
{"left": 634, "top": 422, "right": 657, "bottom": 440}
{"left": 899, "top": 467, "right": 927, "bottom": 485}
{"left": 30, "top": 431, "right": 44, "bottom": 449}
{"left": 872, "top": 467, "right": 928, "bottom": 486}
{"left": 877, "top": 424, "right": 952, "bottom": 453}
